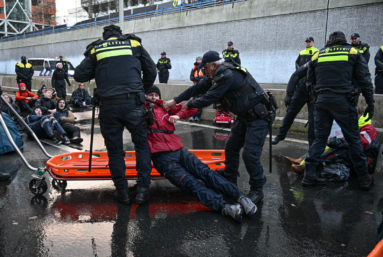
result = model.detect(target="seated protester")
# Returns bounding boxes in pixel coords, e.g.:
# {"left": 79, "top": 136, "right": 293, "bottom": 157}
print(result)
{"left": 35, "top": 88, "right": 56, "bottom": 115}
{"left": 70, "top": 83, "right": 92, "bottom": 108}
{"left": 36, "top": 85, "right": 47, "bottom": 99}
{"left": 143, "top": 86, "right": 256, "bottom": 222}
{"left": 15, "top": 83, "right": 38, "bottom": 113}
{"left": 1, "top": 93, "right": 20, "bottom": 116}
{"left": 189, "top": 56, "right": 206, "bottom": 122}
{"left": 25, "top": 107, "right": 70, "bottom": 145}
{"left": 53, "top": 99, "right": 83, "bottom": 144}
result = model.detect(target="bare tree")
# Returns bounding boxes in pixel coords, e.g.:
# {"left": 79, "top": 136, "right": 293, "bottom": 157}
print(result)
{"left": 30, "top": 0, "right": 56, "bottom": 27}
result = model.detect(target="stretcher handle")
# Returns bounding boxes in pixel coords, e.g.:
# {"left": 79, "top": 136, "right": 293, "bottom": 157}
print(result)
{"left": 0, "top": 113, "right": 38, "bottom": 171}
{"left": 0, "top": 95, "right": 53, "bottom": 158}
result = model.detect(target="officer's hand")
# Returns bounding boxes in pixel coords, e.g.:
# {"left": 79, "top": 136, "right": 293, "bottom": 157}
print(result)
{"left": 284, "top": 94, "right": 292, "bottom": 107}
{"left": 164, "top": 99, "right": 177, "bottom": 111}
{"left": 169, "top": 115, "right": 180, "bottom": 123}
{"left": 364, "top": 104, "right": 374, "bottom": 122}
{"left": 181, "top": 102, "right": 188, "bottom": 110}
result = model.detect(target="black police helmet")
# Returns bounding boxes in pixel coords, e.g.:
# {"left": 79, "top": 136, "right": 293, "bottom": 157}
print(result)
{"left": 102, "top": 25, "right": 122, "bottom": 40}
{"left": 329, "top": 31, "right": 345, "bottom": 40}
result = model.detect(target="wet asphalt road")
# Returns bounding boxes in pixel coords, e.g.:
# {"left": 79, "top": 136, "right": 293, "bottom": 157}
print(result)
{"left": 0, "top": 107, "right": 383, "bottom": 256}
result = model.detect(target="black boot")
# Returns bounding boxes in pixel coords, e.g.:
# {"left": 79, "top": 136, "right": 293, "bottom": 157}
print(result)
{"left": 114, "top": 188, "right": 131, "bottom": 204}
{"left": 302, "top": 169, "right": 326, "bottom": 187}
{"left": 216, "top": 169, "right": 237, "bottom": 186}
{"left": 0, "top": 172, "right": 10, "bottom": 181}
{"left": 359, "top": 174, "right": 374, "bottom": 190}
{"left": 247, "top": 186, "right": 264, "bottom": 204}
{"left": 135, "top": 186, "right": 149, "bottom": 204}
{"left": 272, "top": 135, "right": 283, "bottom": 145}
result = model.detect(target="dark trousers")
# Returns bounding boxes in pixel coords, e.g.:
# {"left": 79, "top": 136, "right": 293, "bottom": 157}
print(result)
{"left": 151, "top": 148, "right": 243, "bottom": 212}
{"left": 305, "top": 96, "right": 369, "bottom": 177}
{"left": 277, "top": 88, "right": 314, "bottom": 146}
{"left": 28, "top": 116, "right": 67, "bottom": 139}
{"left": 17, "top": 99, "right": 36, "bottom": 112}
{"left": 375, "top": 74, "right": 383, "bottom": 94}
{"left": 193, "top": 108, "right": 202, "bottom": 118}
{"left": 99, "top": 101, "right": 151, "bottom": 189}
{"left": 223, "top": 114, "right": 275, "bottom": 188}
{"left": 55, "top": 84, "right": 67, "bottom": 99}
{"left": 62, "top": 124, "right": 80, "bottom": 138}
{"left": 159, "top": 72, "right": 169, "bottom": 83}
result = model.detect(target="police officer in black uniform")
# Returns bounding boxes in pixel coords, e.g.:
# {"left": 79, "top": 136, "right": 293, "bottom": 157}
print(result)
{"left": 272, "top": 37, "right": 319, "bottom": 146}
{"left": 304, "top": 31, "right": 374, "bottom": 190}
{"left": 74, "top": 25, "right": 157, "bottom": 204}
{"left": 58, "top": 56, "right": 68, "bottom": 73}
{"left": 351, "top": 33, "right": 370, "bottom": 64}
{"left": 374, "top": 45, "right": 383, "bottom": 94}
{"left": 156, "top": 52, "right": 171, "bottom": 83}
{"left": 222, "top": 41, "right": 241, "bottom": 65}
{"left": 165, "top": 51, "right": 275, "bottom": 204}
{"left": 15, "top": 56, "right": 34, "bottom": 91}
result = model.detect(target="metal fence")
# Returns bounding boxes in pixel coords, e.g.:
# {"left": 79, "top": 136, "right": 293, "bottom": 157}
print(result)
{"left": 0, "top": 0, "right": 245, "bottom": 43}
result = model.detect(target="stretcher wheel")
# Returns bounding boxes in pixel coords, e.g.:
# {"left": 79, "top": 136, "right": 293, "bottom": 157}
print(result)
{"left": 29, "top": 179, "right": 48, "bottom": 196}
{"left": 52, "top": 180, "right": 68, "bottom": 191}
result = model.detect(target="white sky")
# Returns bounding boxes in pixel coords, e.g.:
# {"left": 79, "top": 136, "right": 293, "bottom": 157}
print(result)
{"left": 56, "top": 0, "right": 82, "bottom": 16}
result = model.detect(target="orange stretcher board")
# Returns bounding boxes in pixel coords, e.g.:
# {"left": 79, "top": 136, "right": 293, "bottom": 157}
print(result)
{"left": 46, "top": 150, "right": 226, "bottom": 180}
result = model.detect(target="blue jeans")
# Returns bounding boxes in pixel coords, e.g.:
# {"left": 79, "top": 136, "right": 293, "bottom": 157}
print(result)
{"left": 152, "top": 148, "right": 243, "bottom": 212}
{"left": 28, "top": 116, "right": 67, "bottom": 139}
{"left": 99, "top": 101, "right": 151, "bottom": 189}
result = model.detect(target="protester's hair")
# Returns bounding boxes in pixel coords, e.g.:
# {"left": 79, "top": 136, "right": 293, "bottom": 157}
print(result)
{"left": 326, "top": 33, "right": 347, "bottom": 45}
{"left": 2, "top": 92, "right": 8, "bottom": 97}
{"left": 34, "top": 107, "right": 42, "bottom": 112}
{"left": 79, "top": 83, "right": 84, "bottom": 87}
{"left": 56, "top": 63, "right": 63, "bottom": 68}
{"left": 357, "top": 106, "right": 365, "bottom": 116}
{"left": 206, "top": 54, "right": 225, "bottom": 68}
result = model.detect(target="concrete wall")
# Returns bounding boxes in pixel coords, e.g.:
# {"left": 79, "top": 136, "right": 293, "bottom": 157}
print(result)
{"left": 0, "top": 0, "right": 382, "bottom": 83}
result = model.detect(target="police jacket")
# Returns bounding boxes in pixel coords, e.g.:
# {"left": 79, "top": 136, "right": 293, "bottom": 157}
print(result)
{"left": 15, "top": 62, "right": 34, "bottom": 81}
{"left": 222, "top": 49, "right": 241, "bottom": 65}
{"left": 374, "top": 46, "right": 383, "bottom": 74}
{"left": 286, "top": 62, "right": 311, "bottom": 97}
{"left": 157, "top": 58, "right": 171, "bottom": 73}
{"left": 352, "top": 42, "right": 370, "bottom": 64}
{"left": 35, "top": 97, "right": 57, "bottom": 115}
{"left": 70, "top": 88, "right": 92, "bottom": 105}
{"left": 190, "top": 62, "right": 206, "bottom": 84}
{"left": 74, "top": 34, "right": 156, "bottom": 98}
{"left": 145, "top": 100, "right": 197, "bottom": 154}
{"left": 295, "top": 46, "right": 318, "bottom": 70}
{"left": 174, "top": 63, "right": 265, "bottom": 117}
{"left": 306, "top": 41, "right": 374, "bottom": 104}
{"left": 58, "top": 60, "right": 69, "bottom": 72}
{"left": 52, "top": 68, "right": 70, "bottom": 88}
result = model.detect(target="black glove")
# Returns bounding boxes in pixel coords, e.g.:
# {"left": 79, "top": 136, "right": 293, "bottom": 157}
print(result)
{"left": 364, "top": 104, "right": 374, "bottom": 122}
{"left": 284, "top": 94, "right": 293, "bottom": 107}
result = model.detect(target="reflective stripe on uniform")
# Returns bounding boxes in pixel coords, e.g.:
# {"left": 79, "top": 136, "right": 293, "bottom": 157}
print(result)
{"left": 96, "top": 49, "right": 133, "bottom": 61}
{"left": 299, "top": 46, "right": 319, "bottom": 56}
{"left": 318, "top": 55, "right": 349, "bottom": 63}
{"left": 319, "top": 51, "right": 349, "bottom": 56}
{"left": 381, "top": 46, "right": 383, "bottom": 52}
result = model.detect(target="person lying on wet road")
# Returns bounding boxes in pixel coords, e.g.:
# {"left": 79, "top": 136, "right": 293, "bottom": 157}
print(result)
{"left": 25, "top": 107, "right": 70, "bottom": 145}
{"left": 52, "top": 99, "right": 83, "bottom": 144}
{"left": 34, "top": 88, "right": 57, "bottom": 115}
{"left": 145, "top": 85, "right": 256, "bottom": 222}
{"left": 283, "top": 106, "right": 379, "bottom": 181}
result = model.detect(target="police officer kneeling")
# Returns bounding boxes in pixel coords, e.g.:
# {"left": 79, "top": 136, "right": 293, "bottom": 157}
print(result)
{"left": 165, "top": 51, "right": 275, "bottom": 204}
{"left": 305, "top": 31, "right": 375, "bottom": 190}
{"left": 74, "top": 25, "right": 157, "bottom": 204}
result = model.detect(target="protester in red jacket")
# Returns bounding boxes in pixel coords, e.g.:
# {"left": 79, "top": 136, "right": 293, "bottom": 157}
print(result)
{"left": 15, "top": 83, "right": 38, "bottom": 112}
{"left": 145, "top": 85, "right": 256, "bottom": 222}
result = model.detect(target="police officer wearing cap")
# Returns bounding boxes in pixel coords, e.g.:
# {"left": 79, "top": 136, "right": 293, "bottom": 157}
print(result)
{"left": 15, "top": 56, "right": 34, "bottom": 92}
{"left": 156, "top": 52, "right": 171, "bottom": 83}
{"left": 351, "top": 33, "right": 370, "bottom": 64}
{"left": 222, "top": 41, "right": 241, "bottom": 66}
{"left": 58, "top": 55, "right": 68, "bottom": 74}
{"left": 304, "top": 31, "right": 374, "bottom": 190}
{"left": 374, "top": 44, "right": 383, "bottom": 94}
{"left": 272, "top": 37, "right": 318, "bottom": 146}
{"left": 74, "top": 25, "right": 157, "bottom": 204}
{"left": 165, "top": 51, "right": 274, "bottom": 204}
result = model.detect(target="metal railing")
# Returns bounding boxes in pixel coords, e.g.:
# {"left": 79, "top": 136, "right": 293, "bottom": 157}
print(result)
{"left": 0, "top": 0, "right": 245, "bottom": 43}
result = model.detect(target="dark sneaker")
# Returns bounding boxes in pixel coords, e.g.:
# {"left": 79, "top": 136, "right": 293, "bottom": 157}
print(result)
{"left": 0, "top": 172, "right": 10, "bottom": 181}
{"left": 222, "top": 204, "right": 242, "bottom": 222}
{"left": 135, "top": 186, "right": 149, "bottom": 204}
{"left": 114, "top": 188, "right": 131, "bottom": 204}
{"left": 51, "top": 137, "right": 61, "bottom": 144}
{"left": 359, "top": 174, "right": 374, "bottom": 190}
{"left": 272, "top": 135, "right": 283, "bottom": 145}
{"left": 70, "top": 137, "right": 83, "bottom": 144}
{"left": 247, "top": 187, "right": 264, "bottom": 204}
{"left": 238, "top": 196, "right": 257, "bottom": 217}
{"left": 63, "top": 136, "right": 70, "bottom": 145}
{"left": 302, "top": 170, "right": 326, "bottom": 187}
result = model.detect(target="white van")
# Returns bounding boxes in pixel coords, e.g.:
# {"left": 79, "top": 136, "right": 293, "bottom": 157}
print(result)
{"left": 27, "top": 58, "right": 75, "bottom": 77}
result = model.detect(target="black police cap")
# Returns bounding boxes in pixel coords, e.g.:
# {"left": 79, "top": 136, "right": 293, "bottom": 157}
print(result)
{"left": 228, "top": 41, "right": 233, "bottom": 46}
{"left": 305, "top": 37, "right": 314, "bottom": 42}
{"left": 197, "top": 50, "right": 221, "bottom": 69}
{"left": 161, "top": 52, "right": 166, "bottom": 55}
{"left": 21, "top": 56, "right": 26, "bottom": 59}
{"left": 351, "top": 33, "right": 360, "bottom": 39}
{"left": 329, "top": 31, "right": 345, "bottom": 39}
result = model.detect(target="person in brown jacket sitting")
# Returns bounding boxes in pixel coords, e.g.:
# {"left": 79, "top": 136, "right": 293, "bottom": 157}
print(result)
{"left": 52, "top": 98, "right": 83, "bottom": 144}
